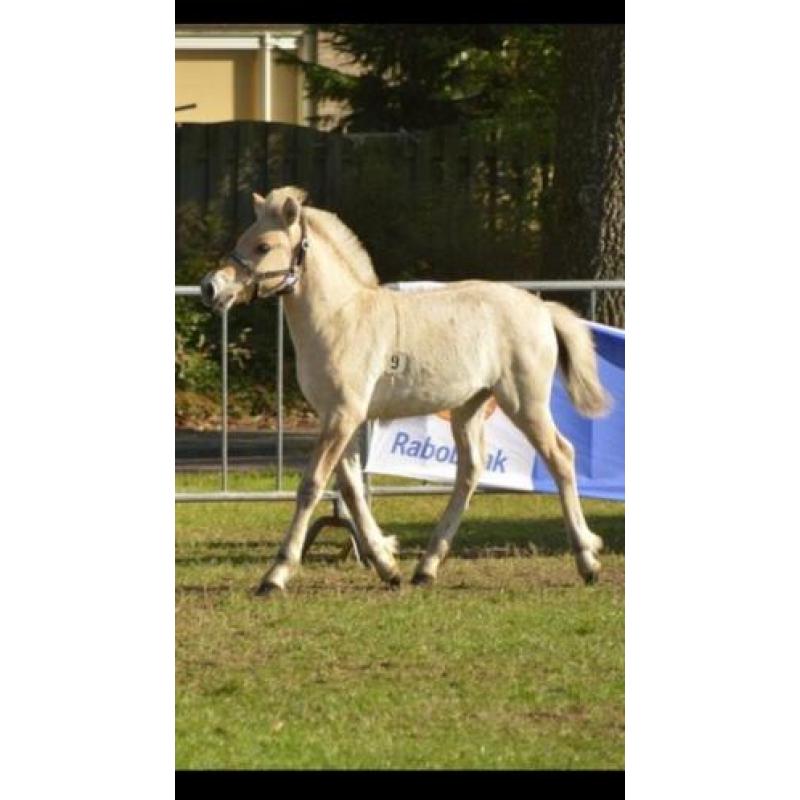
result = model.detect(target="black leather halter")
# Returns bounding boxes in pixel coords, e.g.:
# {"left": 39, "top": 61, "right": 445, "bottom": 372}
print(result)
{"left": 228, "top": 217, "right": 309, "bottom": 304}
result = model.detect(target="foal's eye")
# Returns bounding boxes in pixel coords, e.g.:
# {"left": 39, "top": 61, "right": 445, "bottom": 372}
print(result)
{"left": 256, "top": 243, "right": 270, "bottom": 255}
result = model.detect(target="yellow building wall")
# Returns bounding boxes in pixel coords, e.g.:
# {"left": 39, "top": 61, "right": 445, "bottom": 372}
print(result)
{"left": 270, "top": 53, "right": 300, "bottom": 124}
{"left": 176, "top": 51, "right": 257, "bottom": 122}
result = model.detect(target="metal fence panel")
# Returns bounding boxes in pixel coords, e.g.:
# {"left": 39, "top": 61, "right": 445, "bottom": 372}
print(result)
{"left": 175, "top": 280, "right": 623, "bottom": 507}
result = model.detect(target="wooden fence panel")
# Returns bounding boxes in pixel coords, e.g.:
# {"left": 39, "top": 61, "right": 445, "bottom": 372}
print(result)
{"left": 234, "top": 122, "right": 267, "bottom": 230}
{"left": 176, "top": 120, "right": 550, "bottom": 283}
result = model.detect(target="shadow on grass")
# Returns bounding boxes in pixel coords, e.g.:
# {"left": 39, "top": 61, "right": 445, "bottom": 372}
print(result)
{"left": 176, "top": 539, "right": 265, "bottom": 567}
{"left": 175, "top": 511, "right": 624, "bottom": 568}
{"left": 177, "top": 584, "right": 233, "bottom": 595}
{"left": 388, "top": 513, "right": 624, "bottom": 555}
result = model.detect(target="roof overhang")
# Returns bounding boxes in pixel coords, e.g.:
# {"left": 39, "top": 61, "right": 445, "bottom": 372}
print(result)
{"left": 175, "top": 29, "right": 305, "bottom": 51}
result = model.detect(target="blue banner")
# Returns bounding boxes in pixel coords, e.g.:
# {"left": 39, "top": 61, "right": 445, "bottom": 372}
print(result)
{"left": 534, "top": 322, "right": 625, "bottom": 501}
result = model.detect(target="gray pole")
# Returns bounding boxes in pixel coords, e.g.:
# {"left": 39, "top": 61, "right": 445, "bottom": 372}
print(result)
{"left": 277, "top": 296, "right": 285, "bottom": 491}
{"left": 362, "top": 421, "right": 373, "bottom": 508}
{"left": 221, "top": 307, "right": 229, "bottom": 491}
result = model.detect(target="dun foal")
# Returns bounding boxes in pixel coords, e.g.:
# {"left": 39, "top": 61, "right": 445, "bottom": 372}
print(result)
{"left": 200, "top": 187, "right": 609, "bottom": 595}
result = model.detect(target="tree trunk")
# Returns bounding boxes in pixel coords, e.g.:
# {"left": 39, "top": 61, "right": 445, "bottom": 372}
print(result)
{"left": 543, "top": 25, "right": 625, "bottom": 326}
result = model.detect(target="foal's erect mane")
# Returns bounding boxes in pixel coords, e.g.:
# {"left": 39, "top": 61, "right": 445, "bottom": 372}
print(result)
{"left": 304, "top": 207, "right": 380, "bottom": 288}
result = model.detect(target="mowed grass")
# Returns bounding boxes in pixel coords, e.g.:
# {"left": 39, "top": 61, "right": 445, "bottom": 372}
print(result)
{"left": 176, "top": 470, "right": 624, "bottom": 769}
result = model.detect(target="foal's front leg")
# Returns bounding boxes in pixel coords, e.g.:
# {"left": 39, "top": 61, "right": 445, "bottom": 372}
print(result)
{"left": 256, "top": 411, "right": 361, "bottom": 595}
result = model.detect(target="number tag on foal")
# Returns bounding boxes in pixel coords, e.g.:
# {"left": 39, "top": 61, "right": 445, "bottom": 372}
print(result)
{"left": 386, "top": 352, "right": 409, "bottom": 376}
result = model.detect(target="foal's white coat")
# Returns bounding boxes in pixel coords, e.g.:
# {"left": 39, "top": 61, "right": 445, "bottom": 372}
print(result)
{"left": 202, "top": 187, "right": 609, "bottom": 593}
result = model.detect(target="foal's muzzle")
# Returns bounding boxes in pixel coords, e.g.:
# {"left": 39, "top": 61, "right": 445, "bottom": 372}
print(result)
{"left": 200, "top": 274, "right": 219, "bottom": 308}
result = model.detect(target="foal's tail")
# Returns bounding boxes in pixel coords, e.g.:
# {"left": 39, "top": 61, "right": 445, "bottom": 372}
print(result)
{"left": 545, "top": 301, "right": 611, "bottom": 418}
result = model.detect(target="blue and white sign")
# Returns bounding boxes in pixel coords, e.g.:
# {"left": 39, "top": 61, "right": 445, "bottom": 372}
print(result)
{"left": 365, "top": 400, "right": 538, "bottom": 492}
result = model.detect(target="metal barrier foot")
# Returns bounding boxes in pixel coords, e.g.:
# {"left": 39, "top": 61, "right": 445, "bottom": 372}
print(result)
{"left": 302, "top": 516, "right": 371, "bottom": 567}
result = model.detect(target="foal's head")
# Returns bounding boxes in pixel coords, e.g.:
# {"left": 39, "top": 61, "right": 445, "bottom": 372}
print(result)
{"left": 200, "top": 186, "right": 308, "bottom": 313}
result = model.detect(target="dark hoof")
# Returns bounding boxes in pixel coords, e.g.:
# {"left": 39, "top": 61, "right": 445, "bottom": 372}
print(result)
{"left": 582, "top": 572, "right": 599, "bottom": 586}
{"left": 254, "top": 581, "right": 284, "bottom": 598}
{"left": 411, "top": 572, "right": 435, "bottom": 587}
{"left": 386, "top": 574, "right": 403, "bottom": 590}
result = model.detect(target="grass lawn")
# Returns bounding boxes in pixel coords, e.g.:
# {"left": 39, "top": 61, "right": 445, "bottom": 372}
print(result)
{"left": 176, "top": 470, "right": 624, "bottom": 769}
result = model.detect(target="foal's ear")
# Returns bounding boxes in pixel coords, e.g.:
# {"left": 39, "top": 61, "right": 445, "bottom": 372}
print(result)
{"left": 252, "top": 192, "right": 266, "bottom": 214}
{"left": 281, "top": 196, "right": 302, "bottom": 228}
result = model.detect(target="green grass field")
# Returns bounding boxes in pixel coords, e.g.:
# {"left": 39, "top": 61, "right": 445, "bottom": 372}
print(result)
{"left": 176, "top": 470, "right": 624, "bottom": 769}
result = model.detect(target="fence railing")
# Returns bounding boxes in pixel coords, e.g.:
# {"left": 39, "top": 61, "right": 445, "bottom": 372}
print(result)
{"left": 175, "top": 280, "right": 623, "bottom": 509}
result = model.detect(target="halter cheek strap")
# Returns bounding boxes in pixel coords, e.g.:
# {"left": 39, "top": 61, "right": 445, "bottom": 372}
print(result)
{"left": 228, "top": 218, "right": 309, "bottom": 304}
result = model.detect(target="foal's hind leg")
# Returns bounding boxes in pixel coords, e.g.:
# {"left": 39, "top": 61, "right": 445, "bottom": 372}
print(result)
{"left": 412, "top": 392, "right": 490, "bottom": 586}
{"left": 496, "top": 391, "right": 603, "bottom": 584}
{"left": 335, "top": 435, "right": 402, "bottom": 585}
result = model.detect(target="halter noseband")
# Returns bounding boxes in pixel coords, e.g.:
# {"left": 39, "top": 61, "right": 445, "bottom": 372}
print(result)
{"left": 228, "top": 217, "right": 309, "bottom": 304}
